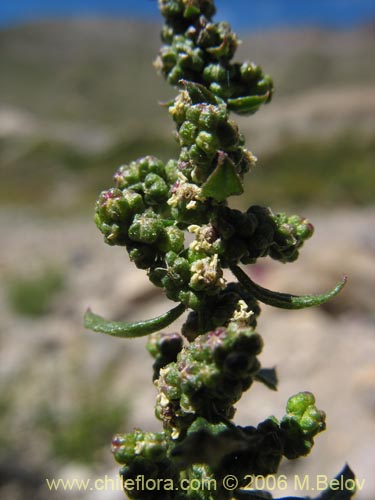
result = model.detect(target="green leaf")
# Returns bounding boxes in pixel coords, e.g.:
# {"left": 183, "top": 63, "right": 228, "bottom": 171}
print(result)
{"left": 255, "top": 368, "right": 278, "bottom": 391}
{"left": 227, "top": 92, "right": 270, "bottom": 115}
{"left": 201, "top": 152, "right": 243, "bottom": 201}
{"left": 84, "top": 303, "right": 185, "bottom": 338}
{"left": 231, "top": 265, "right": 347, "bottom": 310}
{"left": 180, "top": 80, "right": 218, "bottom": 105}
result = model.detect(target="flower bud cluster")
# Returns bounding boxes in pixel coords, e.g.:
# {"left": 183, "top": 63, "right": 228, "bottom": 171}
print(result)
{"left": 170, "top": 87, "right": 256, "bottom": 188}
{"left": 112, "top": 430, "right": 180, "bottom": 500}
{"left": 155, "top": 322, "right": 263, "bottom": 437}
{"left": 147, "top": 332, "right": 184, "bottom": 380}
{"left": 212, "top": 205, "right": 314, "bottom": 266}
{"left": 170, "top": 392, "right": 326, "bottom": 484}
{"left": 280, "top": 391, "right": 326, "bottom": 458}
{"left": 156, "top": 0, "right": 273, "bottom": 114}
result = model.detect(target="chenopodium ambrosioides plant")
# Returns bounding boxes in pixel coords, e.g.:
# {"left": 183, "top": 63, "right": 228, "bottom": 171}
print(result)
{"left": 84, "top": 1, "right": 356, "bottom": 499}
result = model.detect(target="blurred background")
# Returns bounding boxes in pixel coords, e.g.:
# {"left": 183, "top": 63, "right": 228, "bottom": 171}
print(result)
{"left": 0, "top": 1, "right": 374, "bottom": 499}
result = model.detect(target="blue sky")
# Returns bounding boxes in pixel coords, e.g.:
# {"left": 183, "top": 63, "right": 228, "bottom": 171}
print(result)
{"left": 0, "top": 0, "right": 374, "bottom": 31}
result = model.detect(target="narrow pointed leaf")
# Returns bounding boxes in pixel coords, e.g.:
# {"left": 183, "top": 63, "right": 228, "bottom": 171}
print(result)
{"left": 227, "top": 92, "right": 270, "bottom": 115}
{"left": 255, "top": 367, "right": 278, "bottom": 391}
{"left": 84, "top": 303, "right": 185, "bottom": 338}
{"left": 201, "top": 152, "right": 243, "bottom": 201}
{"left": 231, "top": 265, "right": 347, "bottom": 310}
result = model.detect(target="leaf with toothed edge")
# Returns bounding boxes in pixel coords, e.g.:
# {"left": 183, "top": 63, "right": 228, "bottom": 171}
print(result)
{"left": 84, "top": 303, "right": 185, "bottom": 338}
{"left": 230, "top": 265, "right": 347, "bottom": 310}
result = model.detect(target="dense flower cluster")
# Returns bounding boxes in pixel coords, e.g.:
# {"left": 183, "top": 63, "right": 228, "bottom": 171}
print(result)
{"left": 111, "top": 391, "right": 326, "bottom": 500}
{"left": 154, "top": 322, "right": 263, "bottom": 437}
{"left": 95, "top": 147, "right": 313, "bottom": 318}
{"left": 155, "top": 0, "right": 273, "bottom": 113}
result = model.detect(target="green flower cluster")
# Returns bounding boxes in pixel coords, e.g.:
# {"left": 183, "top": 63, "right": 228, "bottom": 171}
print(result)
{"left": 156, "top": 0, "right": 273, "bottom": 114}
{"left": 94, "top": 150, "right": 312, "bottom": 325}
{"left": 212, "top": 205, "right": 314, "bottom": 265}
{"left": 147, "top": 332, "right": 184, "bottom": 380}
{"left": 110, "top": 392, "right": 326, "bottom": 500}
{"left": 171, "top": 394, "right": 326, "bottom": 482}
{"left": 95, "top": 153, "right": 261, "bottom": 318}
{"left": 95, "top": 155, "right": 183, "bottom": 267}
{"left": 280, "top": 391, "right": 326, "bottom": 458}
{"left": 170, "top": 83, "right": 256, "bottom": 194}
{"left": 155, "top": 322, "right": 263, "bottom": 437}
{"left": 112, "top": 429, "right": 181, "bottom": 500}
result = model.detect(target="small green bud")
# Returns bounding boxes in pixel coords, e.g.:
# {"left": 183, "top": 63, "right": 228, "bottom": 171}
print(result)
{"left": 114, "top": 164, "right": 140, "bottom": 188}
{"left": 286, "top": 392, "right": 325, "bottom": 435}
{"left": 188, "top": 143, "right": 213, "bottom": 168}
{"left": 168, "top": 64, "right": 186, "bottom": 85}
{"left": 240, "top": 61, "right": 263, "bottom": 83}
{"left": 164, "top": 159, "right": 179, "bottom": 183}
{"left": 203, "top": 63, "right": 228, "bottom": 83}
{"left": 162, "top": 256, "right": 191, "bottom": 290}
{"left": 159, "top": 0, "right": 216, "bottom": 22}
{"left": 95, "top": 188, "right": 145, "bottom": 245}
{"left": 159, "top": 47, "right": 177, "bottom": 72}
{"left": 195, "top": 130, "right": 220, "bottom": 155}
{"left": 185, "top": 104, "right": 202, "bottom": 125}
{"left": 300, "top": 405, "right": 326, "bottom": 435}
{"left": 179, "top": 48, "right": 205, "bottom": 72}
{"left": 128, "top": 244, "right": 157, "bottom": 269}
{"left": 128, "top": 213, "right": 164, "bottom": 244}
{"left": 198, "top": 21, "right": 237, "bottom": 61}
{"left": 157, "top": 225, "right": 185, "bottom": 253}
{"left": 169, "top": 92, "right": 189, "bottom": 125}
{"left": 112, "top": 430, "right": 167, "bottom": 464}
{"left": 178, "top": 290, "right": 202, "bottom": 310}
{"left": 209, "top": 81, "right": 228, "bottom": 99}
{"left": 123, "top": 190, "right": 145, "bottom": 215}
{"left": 198, "top": 105, "right": 219, "bottom": 131}
{"left": 95, "top": 219, "right": 125, "bottom": 246}
{"left": 144, "top": 173, "right": 169, "bottom": 205}
{"left": 96, "top": 188, "right": 130, "bottom": 222}
{"left": 296, "top": 221, "right": 314, "bottom": 239}
{"left": 178, "top": 120, "right": 198, "bottom": 146}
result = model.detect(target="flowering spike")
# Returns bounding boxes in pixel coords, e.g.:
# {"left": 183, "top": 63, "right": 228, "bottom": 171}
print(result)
{"left": 83, "top": 0, "right": 353, "bottom": 497}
